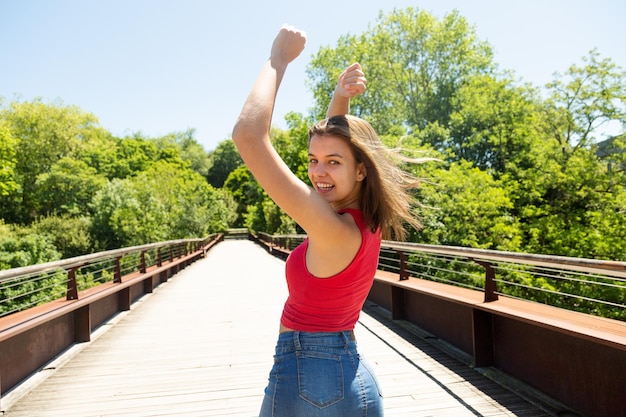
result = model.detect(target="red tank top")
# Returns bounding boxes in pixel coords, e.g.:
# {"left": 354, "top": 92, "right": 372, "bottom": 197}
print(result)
{"left": 280, "top": 208, "right": 382, "bottom": 332}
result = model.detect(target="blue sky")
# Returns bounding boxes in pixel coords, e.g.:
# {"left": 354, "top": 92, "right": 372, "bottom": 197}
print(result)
{"left": 1, "top": 0, "right": 624, "bottom": 151}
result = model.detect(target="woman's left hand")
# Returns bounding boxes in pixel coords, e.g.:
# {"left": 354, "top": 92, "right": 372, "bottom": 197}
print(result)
{"left": 335, "top": 62, "right": 367, "bottom": 98}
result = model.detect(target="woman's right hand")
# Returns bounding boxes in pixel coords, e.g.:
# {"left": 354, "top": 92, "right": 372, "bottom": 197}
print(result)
{"left": 270, "top": 24, "right": 306, "bottom": 67}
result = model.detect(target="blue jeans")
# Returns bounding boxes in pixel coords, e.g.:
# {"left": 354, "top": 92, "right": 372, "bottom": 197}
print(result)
{"left": 259, "top": 331, "right": 384, "bottom": 417}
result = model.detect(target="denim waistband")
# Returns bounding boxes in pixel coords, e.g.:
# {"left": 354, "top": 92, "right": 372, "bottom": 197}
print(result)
{"left": 275, "top": 330, "right": 356, "bottom": 351}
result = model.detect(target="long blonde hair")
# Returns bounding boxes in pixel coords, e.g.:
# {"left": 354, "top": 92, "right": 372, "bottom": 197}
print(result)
{"left": 309, "top": 115, "right": 425, "bottom": 241}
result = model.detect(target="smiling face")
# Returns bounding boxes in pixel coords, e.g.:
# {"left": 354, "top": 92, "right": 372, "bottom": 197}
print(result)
{"left": 308, "top": 134, "right": 366, "bottom": 211}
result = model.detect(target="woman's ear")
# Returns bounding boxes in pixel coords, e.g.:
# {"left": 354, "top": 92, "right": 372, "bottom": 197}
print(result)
{"left": 356, "top": 163, "right": 367, "bottom": 182}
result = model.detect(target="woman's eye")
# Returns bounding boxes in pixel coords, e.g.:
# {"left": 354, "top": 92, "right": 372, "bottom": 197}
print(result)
{"left": 308, "top": 159, "right": 317, "bottom": 164}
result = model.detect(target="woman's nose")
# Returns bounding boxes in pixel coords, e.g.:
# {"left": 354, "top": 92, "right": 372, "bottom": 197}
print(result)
{"left": 310, "top": 162, "right": 326, "bottom": 176}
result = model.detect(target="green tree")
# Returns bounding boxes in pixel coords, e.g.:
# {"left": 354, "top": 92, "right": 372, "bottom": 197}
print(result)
{"left": 305, "top": 7, "right": 626, "bottom": 262}
{"left": 0, "top": 221, "right": 61, "bottom": 270}
{"left": 244, "top": 197, "right": 296, "bottom": 235}
{"left": 0, "top": 119, "right": 18, "bottom": 197}
{"left": 308, "top": 8, "right": 496, "bottom": 134}
{"left": 517, "top": 51, "right": 626, "bottom": 259}
{"left": 544, "top": 49, "right": 626, "bottom": 152}
{"left": 223, "top": 120, "right": 310, "bottom": 232}
{"left": 90, "top": 161, "right": 236, "bottom": 249}
{"left": 273, "top": 116, "right": 311, "bottom": 182}
{"left": 520, "top": 144, "right": 626, "bottom": 259}
{"left": 29, "top": 215, "right": 93, "bottom": 258}
{"left": 447, "top": 74, "right": 544, "bottom": 173}
{"left": 89, "top": 178, "right": 142, "bottom": 249}
{"left": 76, "top": 133, "right": 121, "bottom": 180}
{"left": 223, "top": 165, "right": 263, "bottom": 227}
{"left": 108, "top": 135, "right": 160, "bottom": 179}
{"left": 206, "top": 140, "right": 243, "bottom": 188}
{"left": 0, "top": 99, "right": 101, "bottom": 223}
{"left": 156, "top": 129, "right": 211, "bottom": 177}
{"left": 415, "top": 160, "right": 522, "bottom": 251}
{"left": 34, "top": 157, "right": 107, "bottom": 217}
{"left": 173, "top": 186, "right": 237, "bottom": 238}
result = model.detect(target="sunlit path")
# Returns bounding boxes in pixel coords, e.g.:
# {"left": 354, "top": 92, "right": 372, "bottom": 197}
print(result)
{"left": 5, "top": 240, "right": 552, "bottom": 417}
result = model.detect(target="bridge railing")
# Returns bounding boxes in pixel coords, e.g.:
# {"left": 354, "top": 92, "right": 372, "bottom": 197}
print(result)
{"left": 0, "top": 234, "right": 223, "bottom": 405}
{"left": 0, "top": 236, "right": 221, "bottom": 318}
{"left": 254, "top": 232, "right": 626, "bottom": 320}
{"left": 378, "top": 241, "right": 626, "bottom": 320}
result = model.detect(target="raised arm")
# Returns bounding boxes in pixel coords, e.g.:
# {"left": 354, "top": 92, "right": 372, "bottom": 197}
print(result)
{"left": 231, "top": 25, "right": 342, "bottom": 236}
{"left": 232, "top": 25, "right": 305, "bottom": 151}
{"left": 326, "top": 62, "right": 367, "bottom": 117}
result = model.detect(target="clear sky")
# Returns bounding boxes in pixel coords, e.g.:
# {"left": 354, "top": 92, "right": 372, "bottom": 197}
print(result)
{"left": 1, "top": 0, "right": 624, "bottom": 151}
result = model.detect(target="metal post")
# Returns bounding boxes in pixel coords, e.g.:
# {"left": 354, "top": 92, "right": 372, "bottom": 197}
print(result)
{"left": 474, "top": 260, "right": 498, "bottom": 302}
{"left": 140, "top": 251, "right": 147, "bottom": 274}
{"left": 114, "top": 256, "right": 122, "bottom": 284}
{"left": 67, "top": 267, "right": 79, "bottom": 300}
{"left": 398, "top": 251, "right": 409, "bottom": 281}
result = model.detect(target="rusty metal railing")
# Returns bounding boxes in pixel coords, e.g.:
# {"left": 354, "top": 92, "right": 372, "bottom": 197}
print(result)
{"left": 254, "top": 233, "right": 626, "bottom": 321}
{"left": 378, "top": 241, "right": 626, "bottom": 321}
{"left": 0, "top": 236, "right": 220, "bottom": 318}
{"left": 0, "top": 234, "right": 224, "bottom": 407}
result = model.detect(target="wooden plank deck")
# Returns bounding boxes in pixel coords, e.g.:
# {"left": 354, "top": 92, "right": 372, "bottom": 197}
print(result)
{"left": 3, "top": 240, "right": 557, "bottom": 417}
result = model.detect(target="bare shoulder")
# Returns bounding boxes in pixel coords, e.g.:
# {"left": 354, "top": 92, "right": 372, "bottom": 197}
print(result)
{"left": 306, "top": 211, "right": 363, "bottom": 278}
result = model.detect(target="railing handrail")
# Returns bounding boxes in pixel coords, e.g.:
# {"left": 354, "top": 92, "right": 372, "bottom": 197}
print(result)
{"left": 381, "top": 240, "right": 626, "bottom": 279}
{"left": 0, "top": 237, "right": 208, "bottom": 283}
{"left": 255, "top": 232, "right": 626, "bottom": 279}
{"left": 253, "top": 232, "right": 625, "bottom": 320}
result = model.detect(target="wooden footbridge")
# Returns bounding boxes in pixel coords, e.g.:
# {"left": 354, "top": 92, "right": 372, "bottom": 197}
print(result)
{"left": 1, "top": 235, "right": 624, "bottom": 417}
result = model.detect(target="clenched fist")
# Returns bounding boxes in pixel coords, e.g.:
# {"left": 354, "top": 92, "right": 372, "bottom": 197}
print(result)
{"left": 270, "top": 24, "right": 306, "bottom": 66}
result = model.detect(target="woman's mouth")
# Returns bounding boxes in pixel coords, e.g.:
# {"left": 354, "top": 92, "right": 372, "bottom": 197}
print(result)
{"left": 316, "top": 182, "right": 334, "bottom": 192}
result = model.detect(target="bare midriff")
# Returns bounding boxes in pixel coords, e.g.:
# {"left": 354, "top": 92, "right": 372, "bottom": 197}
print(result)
{"left": 279, "top": 323, "right": 295, "bottom": 333}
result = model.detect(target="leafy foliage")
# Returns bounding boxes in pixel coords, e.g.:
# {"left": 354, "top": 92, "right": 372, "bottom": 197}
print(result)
{"left": 0, "top": 98, "right": 239, "bottom": 260}
{"left": 415, "top": 160, "right": 522, "bottom": 251}
{"left": 29, "top": 215, "right": 93, "bottom": 258}
{"left": 89, "top": 161, "right": 236, "bottom": 249}
{"left": 206, "top": 140, "right": 243, "bottom": 188}
{"left": 308, "top": 8, "right": 495, "bottom": 134}
{"left": 0, "top": 221, "right": 61, "bottom": 269}
{"left": 0, "top": 119, "right": 18, "bottom": 197}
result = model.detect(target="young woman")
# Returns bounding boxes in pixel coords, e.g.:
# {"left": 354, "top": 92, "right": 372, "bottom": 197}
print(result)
{"left": 232, "top": 24, "right": 422, "bottom": 417}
